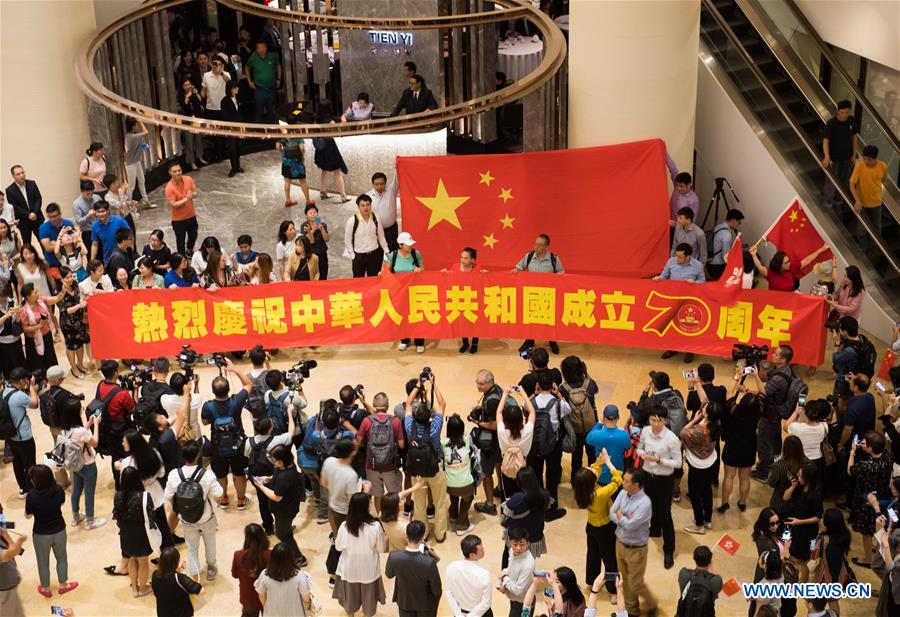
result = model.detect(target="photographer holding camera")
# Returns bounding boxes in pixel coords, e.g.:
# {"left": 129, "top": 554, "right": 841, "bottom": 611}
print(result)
{"left": 752, "top": 345, "right": 796, "bottom": 482}
{"left": 40, "top": 366, "right": 82, "bottom": 488}
{"left": 135, "top": 357, "right": 174, "bottom": 424}
{"left": 200, "top": 357, "right": 254, "bottom": 510}
{"left": 472, "top": 369, "right": 502, "bottom": 515}
{"left": 93, "top": 360, "right": 137, "bottom": 488}
{"left": 518, "top": 347, "right": 562, "bottom": 398}
{"left": 2, "top": 367, "right": 39, "bottom": 497}
{"left": 262, "top": 369, "right": 307, "bottom": 443}
{"left": 404, "top": 372, "right": 449, "bottom": 543}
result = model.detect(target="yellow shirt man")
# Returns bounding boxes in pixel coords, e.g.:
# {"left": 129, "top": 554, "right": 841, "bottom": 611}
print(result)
{"left": 849, "top": 155, "right": 887, "bottom": 209}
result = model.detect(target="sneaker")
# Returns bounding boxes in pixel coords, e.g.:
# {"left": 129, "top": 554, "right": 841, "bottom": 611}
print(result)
{"left": 398, "top": 342, "right": 408, "bottom": 351}
{"left": 328, "top": 576, "right": 336, "bottom": 589}
{"left": 206, "top": 565, "right": 218, "bottom": 581}
{"left": 71, "top": 513, "right": 86, "bottom": 527}
{"left": 58, "top": 581, "right": 78, "bottom": 595}
{"left": 295, "top": 554, "right": 309, "bottom": 568}
{"left": 426, "top": 505, "right": 435, "bottom": 519}
{"left": 546, "top": 508, "right": 567, "bottom": 522}
{"left": 704, "top": 522, "right": 713, "bottom": 529}
{"left": 236, "top": 495, "right": 251, "bottom": 510}
{"left": 83, "top": 517, "right": 107, "bottom": 530}
{"left": 416, "top": 345, "right": 425, "bottom": 354}
{"left": 17, "top": 489, "right": 26, "bottom": 499}
{"left": 456, "top": 524, "right": 475, "bottom": 536}
{"left": 683, "top": 525, "right": 707, "bottom": 535}
{"left": 403, "top": 501, "right": 413, "bottom": 515}
{"left": 217, "top": 496, "right": 229, "bottom": 509}
{"left": 474, "top": 502, "right": 497, "bottom": 515}
{"left": 37, "top": 585, "right": 53, "bottom": 598}
{"left": 549, "top": 341, "right": 560, "bottom": 355}
{"left": 672, "top": 490, "right": 682, "bottom": 503}
{"left": 316, "top": 516, "right": 328, "bottom": 525}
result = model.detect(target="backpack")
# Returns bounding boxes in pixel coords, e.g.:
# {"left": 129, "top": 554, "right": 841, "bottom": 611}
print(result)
{"left": 134, "top": 381, "right": 168, "bottom": 429}
{"left": 316, "top": 427, "right": 341, "bottom": 468}
{"left": 88, "top": 385, "right": 128, "bottom": 455}
{"left": 676, "top": 572, "right": 716, "bottom": 617}
{"left": 389, "top": 250, "right": 419, "bottom": 273}
{"left": 530, "top": 397, "right": 559, "bottom": 458}
{"left": 500, "top": 445, "right": 525, "bottom": 478}
{"left": 173, "top": 467, "right": 207, "bottom": 524}
{"left": 770, "top": 371, "right": 809, "bottom": 420}
{"left": 208, "top": 399, "right": 244, "bottom": 459}
{"left": 248, "top": 435, "right": 275, "bottom": 477}
{"left": 52, "top": 430, "right": 86, "bottom": 473}
{"left": 265, "top": 391, "right": 291, "bottom": 435}
{"left": 405, "top": 421, "right": 438, "bottom": 477}
{"left": 39, "top": 388, "right": 62, "bottom": 428}
{"left": 367, "top": 415, "right": 399, "bottom": 472}
{"left": 560, "top": 414, "right": 576, "bottom": 454}
{"left": 705, "top": 225, "right": 731, "bottom": 262}
{"left": 848, "top": 336, "right": 877, "bottom": 378}
{"left": 562, "top": 383, "right": 597, "bottom": 435}
{"left": 524, "top": 251, "right": 559, "bottom": 272}
{"left": 477, "top": 388, "right": 520, "bottom": 453}
{"left": 656, "top": 390, "right": 688, "bottom": 436}
{"left": 351, "top": 212, "right": 379, "bottom": 252}
{"left": 246, "top": 370, "right": 269, "bottom": 418}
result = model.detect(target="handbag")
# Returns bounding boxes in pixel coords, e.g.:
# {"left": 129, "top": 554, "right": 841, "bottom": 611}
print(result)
{"left": 821, "top": 429, "right": 837, "bottom": 466}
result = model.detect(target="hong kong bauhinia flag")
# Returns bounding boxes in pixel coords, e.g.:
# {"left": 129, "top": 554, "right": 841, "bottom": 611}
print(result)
{"left": 396, "top": 139, "right": 670, "bottom": 276}
{"left": 763, "top": 198, "right": 833, "bottom": 277}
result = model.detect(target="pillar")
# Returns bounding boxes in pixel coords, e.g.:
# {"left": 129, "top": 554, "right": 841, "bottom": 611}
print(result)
{"left": 1, "top": 0, "right": 97, "bottom": 219}
{"left": 567, "top": 0, "right": 700, "bottom": 169}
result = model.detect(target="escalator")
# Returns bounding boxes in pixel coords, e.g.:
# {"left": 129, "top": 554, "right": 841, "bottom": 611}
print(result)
{"left": 699, "top": 0, "right": 900, "bottom": 311}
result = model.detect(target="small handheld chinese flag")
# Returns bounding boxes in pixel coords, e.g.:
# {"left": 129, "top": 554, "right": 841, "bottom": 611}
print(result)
{"left": 763, "top": 198, "right": 832, "bottom": 277}
{"left": 719, "top": 232, "right": 745, "bottom": 290}
{"left": 721, "top": 577, "right": 741, "bottom": 597}
{"left": 716, "top": 533, "right": 741, "bottom": 556}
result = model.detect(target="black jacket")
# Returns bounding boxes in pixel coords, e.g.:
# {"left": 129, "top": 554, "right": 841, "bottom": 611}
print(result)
{"left": 5, "top": 180, "right": 44, "bottom": 226}
{"left": 391, "top": 87, "right": 438, "bottom": 116}
{"left": 384, "top": 549, "right": 442, "bottom": 612}
{"left": 220, "top": 95, "right": 241, "bottom": 122}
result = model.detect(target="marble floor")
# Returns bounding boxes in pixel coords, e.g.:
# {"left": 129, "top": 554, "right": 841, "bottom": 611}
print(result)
{"left": 2, "top": 156, "right": 885, "bottom": 616}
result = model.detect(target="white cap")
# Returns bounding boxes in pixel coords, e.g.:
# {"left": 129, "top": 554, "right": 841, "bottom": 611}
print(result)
{"left": 397, "top": 232, "right": 416, "bottom": 246}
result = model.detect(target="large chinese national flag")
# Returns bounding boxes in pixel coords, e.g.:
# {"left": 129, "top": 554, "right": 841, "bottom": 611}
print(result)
{"left": 763, "top": 198, "right": 833, "bottom": 277}
{"left": 396, "top": 139, "right": 670, "bottom": 276}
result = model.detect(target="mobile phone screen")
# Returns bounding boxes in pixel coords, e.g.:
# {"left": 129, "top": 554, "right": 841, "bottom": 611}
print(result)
{"left": 604, "top": 572, "right": 619, "bottom": 581}
{"left": 875, "top": 382, "right": 886, "bottom": 392}
{"left": 890, "top": 508, "right": 899, "bottom": 524}
{"left": 743, "top": 366, "right": 755, "bottom": 374}
{"left": 52, "top": 607, "right": 65, "bottom": 617}
{"left": 809, "top": 539, "right": 817, "bottom": 551}
{"left": 781, "top": 529, "right": 791, "bottom": 542}
{"left": 798, "top": 394, "right": 807, "bottom": 406}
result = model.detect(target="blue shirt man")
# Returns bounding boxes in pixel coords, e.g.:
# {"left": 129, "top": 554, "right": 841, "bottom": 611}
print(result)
{"left": 37, "top": 206, "right": 74, "bottom": 268}
{"left": 656, "top": 243, "right": 706, "bottom": 284}
{"left": 91, "top": 203, "right": 130, "bottom": 264}
{"left": 585, "top": 405, "right": 632, "bottom": 484}
{"left": 2, "top": 370, "right": 38, "bottom": 443}
{"left": 609, "top": 469, "right": 653, "bottom": 546}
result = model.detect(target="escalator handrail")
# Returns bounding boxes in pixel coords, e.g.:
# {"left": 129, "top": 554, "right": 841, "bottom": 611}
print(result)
{"left": 782, "top": 0, "right": 900, "bottom": 155}
{"left": 700, "top": 0, "right": 900, "bottom": 277}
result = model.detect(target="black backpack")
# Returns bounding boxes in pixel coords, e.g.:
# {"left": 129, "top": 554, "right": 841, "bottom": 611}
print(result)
{"left": 248, "top": 435, "right": 275, "bottom": 476}
{"left": 848, "top": 336, "right": 878, "bottom": 378}
{"left": 207, "top": 398, "right": 244, "bottom": 459}
{"left": 367, "top": 415, "right": 399, "bottom": 472}
{"left": 39, "top": 388, "right": 63, "bottom": 429}
{"left": 316, "top": 428, "right": 341, "bottom": 468}
{"left": 265, "top": 391, "right": 291, "bottom": 435}
{"left": 173, "top": 467, "right": 207, "bottom": 524}
{"left": 89, "top": 385, "right": 128, "bottom": 455}
{"left": 405, "top": 421, "right": 438, "bottom": 477}
{"left": 246, "top": 370, "right": 269, "bottom": 418}
{"left": 0, "top": 390, "right": 23, "bottom": 440}
{"left": 530, "top": 397, "right": 558, "bottom": 458}
{"left": 134, "top": 381, "right": 169, "bottom": 428}
{"left": 676, "top": 572, "right": 716, "bottom": 617}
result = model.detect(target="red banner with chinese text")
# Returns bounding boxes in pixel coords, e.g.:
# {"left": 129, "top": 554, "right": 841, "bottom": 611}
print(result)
{"left": 87, "top": 273, "right": 827, "bottom": 365}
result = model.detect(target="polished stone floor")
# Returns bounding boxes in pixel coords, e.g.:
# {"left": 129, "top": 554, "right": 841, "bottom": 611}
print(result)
{"left": 140, "top": 150, "right": 372, "bottom": 279}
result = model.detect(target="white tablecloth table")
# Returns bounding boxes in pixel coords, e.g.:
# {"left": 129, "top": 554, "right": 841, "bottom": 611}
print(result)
{"left": 498, "top": 39, "right": 545, "bottom": 83}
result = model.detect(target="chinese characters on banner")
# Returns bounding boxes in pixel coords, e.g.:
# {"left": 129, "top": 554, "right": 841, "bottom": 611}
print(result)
{"left": 87, "top": 272, "right": 828, "bottom": 363}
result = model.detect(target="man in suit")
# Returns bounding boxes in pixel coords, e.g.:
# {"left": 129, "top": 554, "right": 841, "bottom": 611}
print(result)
{"left": 6, "top": 165, "right": 43, "bottom": 246}
{"left": 384, "top": 520, "right": 442, "bottom": 617}
{"left": 220, "top": 82, "right": 244, "bottom": 177}
{"left": 391, "top": 74, "right": 438, "bottom": 116}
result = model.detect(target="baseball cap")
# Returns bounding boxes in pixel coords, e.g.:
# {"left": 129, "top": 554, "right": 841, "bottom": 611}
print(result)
{"left": 47, "top": 366, "right": 68, "bottom": 381}
{"left": 397, "top": 232, "right": 416, "bottom": 246}
{"left": 602, "top": 404, "right": 619, "bottom": 420}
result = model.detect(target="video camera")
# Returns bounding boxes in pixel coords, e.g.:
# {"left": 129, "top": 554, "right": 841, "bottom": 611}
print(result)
{"left": 732, "top": 343, "right": 769, "bottom": 365}
{"left": 118, "top": 363, "right": 153, "bottom": 391}
{"left": 177, "top": 344, "right": 200, "bottom": 379}
{"left": 285, "top": 360, "right": 317, "bottom": 389}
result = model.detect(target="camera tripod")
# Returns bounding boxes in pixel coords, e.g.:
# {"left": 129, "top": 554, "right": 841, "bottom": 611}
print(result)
{"left": 701, "top": 177, "right": 741, "bottom": 229}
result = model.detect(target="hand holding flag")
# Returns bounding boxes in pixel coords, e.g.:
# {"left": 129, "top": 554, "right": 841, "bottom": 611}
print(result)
{"left": 762, "top": 198, "right": 833, "bottom": 277}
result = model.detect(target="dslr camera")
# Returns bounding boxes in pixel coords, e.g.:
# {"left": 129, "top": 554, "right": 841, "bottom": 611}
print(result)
{"left": 178, "top": 344, "right": 200, "bottom": 371}
{"left": 207, "top": 352, "right": 227, "bottom": 369}
{"left": 420, "top": 367, "right": 433, "bottom": 383}
{"left": 118, "top": 363, "right": 152, "bottom": 391}
{"left": 285, "top": 360, "right": 318, "bottom": 388}
{"left": 732, "top": 343, "right": 769, "bottom": 365}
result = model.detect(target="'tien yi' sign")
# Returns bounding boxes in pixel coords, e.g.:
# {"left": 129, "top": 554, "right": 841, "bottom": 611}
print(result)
{"left": 368, "top": 30, "right": 414, "bottom": 46}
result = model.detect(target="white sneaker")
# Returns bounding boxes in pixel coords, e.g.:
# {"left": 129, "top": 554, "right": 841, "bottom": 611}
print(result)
{"left": 455, "top": 524, "right": 475, "bottom": 536}
{"left": 398, "top": 342, "right": 408, "bottom": 351}
{"left": 704, "top": 522, "right": 713, "bottom": 530}
{"left": 17, "top": 490, "right": 25, "bottom": 499}
{"left": 416, "top": 345, "right": 425, "bottom": 353}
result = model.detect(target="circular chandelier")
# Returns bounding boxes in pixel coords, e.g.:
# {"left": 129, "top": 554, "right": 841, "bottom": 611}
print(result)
{"left": 74, "top": 0, "right": 567, "bottom": 139}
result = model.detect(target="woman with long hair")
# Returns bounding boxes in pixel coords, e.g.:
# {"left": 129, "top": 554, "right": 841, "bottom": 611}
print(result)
{"left": 784, "top": 462, "right": 824, "bottom": 582}
{"left": 276, "top": 121, "right": 312, "bottom": 208}
{"left": 545, "top": 567, "right": 586, "bottom": 617}
{"left": 56, "top": 267, "right": 90, "bottom": 378}
{"left": 560, "top": 354, "right": 599, "bottom": 478}
{"left": 132, "top": 257, "right": 165, "bottom": 289}
{"left": 253, "top": 542, "right": 312, "bottom": 617}
{"left": 333, "top": 492, "right": 387, "bottom": 617}
{"left": 286, "top": 235, "right": 319, "bottom": 281}
{"left": 718, "top": 369, "right": 763, "bottom": 513}
{"left": 58, "top": 396, "right": 104, "bottom": 530}
{"left": 0, "top": 282, "right": 25, "bottom": 380}
{"left": 768, "top": 435, "right": 807, "bottom": 518}
{"left": 441, "top": 246, "right": 482, "bottom": 352}
{"left": 848, "top": 431, "right": 892, "bottom": 569}
{"left": 25, "top": 464, "right": 78, "bottom": 597}
{"left": 573, "top": 447, "right": 622, "bottom": 603}
{"left": 151, "top": 546, "right": 203, "bottom": 617}
{"left": 231, "top": 523, "right": 271, "bottom": 617}
{"left": 247, "top": 252, "right": 276, "bottom": 285}
{"left": 103, "top": 174, "right": 137, "bottom": 234}
{"left": 18, "top": 281, "right": 63, "bottom": 371}
{"left": 496, "top": 387, "right": 536, "bottom": 497}
{"left": 114, "top": 466, "right": 161, "bottom": 597}
{"left": 0, "top": 217, "right": 22, "bottom": 264}
{"left": 749, "top": 507, "right": 796, "bottom": 616}
{"left": 115, "top": 430, "right": 174, "bottom": 549}
{"left": 16, "top": 244, "right": 56, "bottom": 306}
{"left": 681, "top": 387, "right": 721, "bottom": 535}
{"left": 79, "top": 142, "right": 107, "bottom": 197}
{"left": 275, "top": 220, "right": 296, "bottom": 281}
{"left": 313, "top": 110, "right": 350, "bottom": 203}
{"left": 378, "top": 481, "right": 424, "bottom": 551}
{"left": 828, "top": 263, "right": 866, "bottom": 322}
{"left": 201, "top": 249, "right": 240, "bottom": 289}
{"left": 750, "top": 243, "right": 830, "bottom": 292}
{"left": 501, "top": 466, "right": 549, "bottom": 568}
{"left": 811, "top": 508, "right": 853, "bottom": 615}
{"left": 441, "top": 413, "right": 476, "bottom": 535}
{"left": 782, "top": 398, "right": 828, "bottom": 474}
{"left": 191, "top": 236, "right": 220, "bottom": 276}
{"left": 141, "top": 229, "right": 172, "bottom": 276}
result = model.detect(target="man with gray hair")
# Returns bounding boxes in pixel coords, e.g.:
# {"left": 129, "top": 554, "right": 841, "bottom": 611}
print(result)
{"left": 357, "top": 390, "right": 405, "bottom": 512}
{"left": 473, "top": 369, "right": 502, "bottom": 515}
{"left": 41, "top": 366, "right": 78, "bottom": 487}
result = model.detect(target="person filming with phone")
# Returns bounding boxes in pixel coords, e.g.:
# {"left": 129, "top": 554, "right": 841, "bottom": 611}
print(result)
{"left": 752, "top": 345, "right": 796, "bottom": 482}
